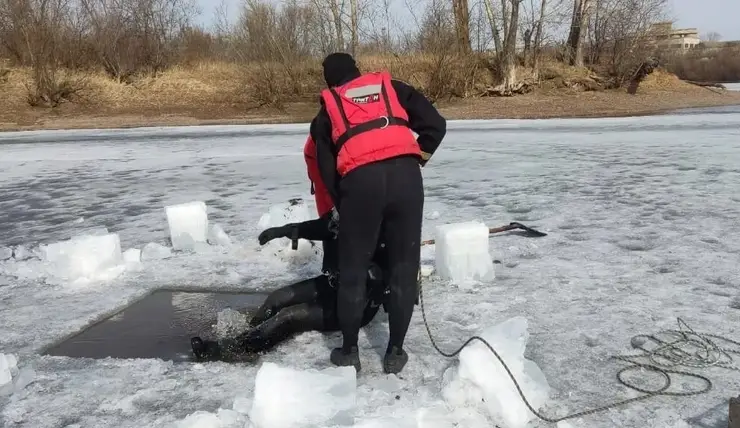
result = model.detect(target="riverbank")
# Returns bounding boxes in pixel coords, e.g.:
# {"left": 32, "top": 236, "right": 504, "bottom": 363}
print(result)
{"left": 1, "top": 63, "right": 739, "bottom": 132}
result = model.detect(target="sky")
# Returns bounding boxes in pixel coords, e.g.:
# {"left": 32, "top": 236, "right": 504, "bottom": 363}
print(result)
{"left": 196, "top": 0, "right": 740, "bottom": 42}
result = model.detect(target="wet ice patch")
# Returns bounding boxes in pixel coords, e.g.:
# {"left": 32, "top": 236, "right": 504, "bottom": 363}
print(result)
{"left": 435, "top": 221, "right": 495, "bottom": 285}
{"left": 213, "top": 308, "right": 250, "bottom": 338}
{"left": 442, "top": 317, "right": 550, "bottom": 428}
{"left": 165, "top": 201, "right": 209, "bottom": 251}
{"left": 250, "top": 362, "right": 357, "bottom": 428}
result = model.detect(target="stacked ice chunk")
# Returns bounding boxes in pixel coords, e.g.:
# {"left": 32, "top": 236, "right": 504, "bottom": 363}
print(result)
{"left": 435, "top": 221, "right": 495, "bottom": 284}
{"left": 164, "top": 201, "right": 232, "bottom": 251}
{"left": 165, "top": 201, "right": 209, "bottom": 251}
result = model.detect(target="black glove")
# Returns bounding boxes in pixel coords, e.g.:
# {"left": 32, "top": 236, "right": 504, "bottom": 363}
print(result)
{"left": 258, "top": 225, "right": 293, "bottom": 245}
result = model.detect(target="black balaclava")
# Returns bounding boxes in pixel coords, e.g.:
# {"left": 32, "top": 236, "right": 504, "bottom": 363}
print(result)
{"left": 322, "top": 52, "right": 361, "bottom": 88}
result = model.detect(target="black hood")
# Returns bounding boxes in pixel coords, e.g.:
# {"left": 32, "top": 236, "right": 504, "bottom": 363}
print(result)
{"left": 322, "top": 52, "right": 361, "bottom": 88}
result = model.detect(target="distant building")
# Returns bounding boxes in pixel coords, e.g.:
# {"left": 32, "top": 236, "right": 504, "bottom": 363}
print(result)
{"left": 650, "top": 22, "right": 701, "bottom": 51}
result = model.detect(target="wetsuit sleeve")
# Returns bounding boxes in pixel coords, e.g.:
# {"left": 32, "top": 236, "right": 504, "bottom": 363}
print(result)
{"left": 391, "top": 79, "right": 447, "bottom": 166}
{"left": 311, "top": 106, "right": 341, "bottom": 208}
{"left": 294, "top": 212, "right": 335, "bottom": 241}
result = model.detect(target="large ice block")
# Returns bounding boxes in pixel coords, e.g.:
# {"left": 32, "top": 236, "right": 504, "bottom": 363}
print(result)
{"left": 435, "top": 221, "right": 495, "bottom": 284}
{"left": 40, "top": 233, "right": 123, "bottom": 281}
{"left": 442, "top": 317, "right": 551, "bottom": 428}
{"left": 165, "top": 201, "right": 209, "bottom": 251}
{"left": 250, "top": 362, "right": 356, "bottom": 428}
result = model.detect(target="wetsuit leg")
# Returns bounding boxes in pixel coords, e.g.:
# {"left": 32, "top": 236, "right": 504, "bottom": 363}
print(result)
{"left": 336, "top": 162, "right": 387, "bottom": 352}
{"left": 249, "top": 277, "right": 321, "bottom": 327}
{"left": 230, "top": 302, "right": 328, "bottom": 353}
{"left": 224, "top": 275, "right": 338, "bottom": 355}
{"left": 381, "top": 156, "right": 424, "bottom": 352}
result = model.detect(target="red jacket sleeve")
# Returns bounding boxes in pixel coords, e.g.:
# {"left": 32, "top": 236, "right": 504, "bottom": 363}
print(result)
{"left": 303, "top": 135, "right": 335, "bottom": 217}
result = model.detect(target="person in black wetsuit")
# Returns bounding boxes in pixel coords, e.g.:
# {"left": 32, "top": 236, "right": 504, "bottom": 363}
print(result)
{"left": 190, "top": 208, "right": 391, "bottom": 362}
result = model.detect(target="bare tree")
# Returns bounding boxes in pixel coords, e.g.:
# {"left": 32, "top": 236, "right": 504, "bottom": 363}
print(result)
{"left": 587, "top": 0, "right": 667, "bottom": 77}
{"left": 452, "top": 0, "right": 471, "bottom": 52}
{"left": 567, "top": 0, "right": 592, "bottom": 66}
{"left": 79, "top": 0, "right": 197, "bottom": 81}
{"left": 703, "top": 31, "right": 721, "bottom": 42}
{"left": 501, "top": 0, "right": 524, "bottom": 87}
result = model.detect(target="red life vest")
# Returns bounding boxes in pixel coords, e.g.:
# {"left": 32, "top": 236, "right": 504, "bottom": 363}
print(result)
{"left": 320, "top": 71, "right": 420, "bottom": 176}
{"left": 303, "top": 135, "right": 334, "bottom": 217}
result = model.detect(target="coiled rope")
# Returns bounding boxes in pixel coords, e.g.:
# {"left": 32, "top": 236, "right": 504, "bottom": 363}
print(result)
{"left": 419, "top": 285, "right": 740, "bottom": 423}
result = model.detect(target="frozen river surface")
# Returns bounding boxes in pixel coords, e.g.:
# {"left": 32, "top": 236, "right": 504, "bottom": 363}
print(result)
{"left": 1, "top": 105, "right": 740, "bottom": 427}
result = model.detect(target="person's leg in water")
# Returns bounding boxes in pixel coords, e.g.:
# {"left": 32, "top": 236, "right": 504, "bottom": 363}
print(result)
{"left": 330, "top": 162, "right": 387, "bottom": 371}
{"left": 248, "top": 276, "right": 322, "bottom": 327}
{"left": 380, "top": 156, "right": 424, "bottom": 374}
{"left": 191, "top": 275, "right": 335, "bottom": 361}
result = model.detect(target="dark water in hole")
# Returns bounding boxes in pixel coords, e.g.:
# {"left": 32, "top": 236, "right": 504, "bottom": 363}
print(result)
{"left": 43, "top": 290, "right": 266, "bottom": 362}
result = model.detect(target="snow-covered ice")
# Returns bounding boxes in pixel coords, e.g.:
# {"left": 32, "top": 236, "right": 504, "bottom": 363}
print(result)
{"left": 141, "top": 242, "right": 173, "bottom": 260}
{"left": 166, "top": 201, "right": 210, "bottom": 251}
{"left": 435, "top": 221, "right": 496, "bottom": 285}
{"left": 0, "top": 246, "right": 12, "bottom": 261}
{"left": 1, "top": 106, "right": 740, "bottom": 427}
{"left": 250, "top": 362, "right": 357, "bottom": 428}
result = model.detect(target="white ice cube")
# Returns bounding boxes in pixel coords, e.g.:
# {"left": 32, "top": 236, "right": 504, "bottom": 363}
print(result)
{"left": 0, "top": 353, "right": 17, "bottom": 386}
{"left": 141, "top": 243, "right": 172, "bottom": 261}
{"left": 250, "top": 362, "right": 356, "bottom": 428}
{"left": 435, "top": 221, "right": 495, "bottom": 285}
{"left": 40, "top": 233, "right": 123, "bottom": 281}
{"left": 442, "top": 317, "right": 550, "bottom": 428}
{"left": 0, "top": 247, "right": 12, "bottom": 261}
{"left": 165, "top": 201, "right": 209, "bottom": 251}
{"left": 123, "top": 248, "right": 141, "bottom": 264}
{"left": 208, "top": 224, "right": 232, "bottom": 247}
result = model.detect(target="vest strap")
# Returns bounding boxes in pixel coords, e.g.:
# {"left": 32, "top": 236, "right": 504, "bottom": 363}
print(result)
{"left": 328, "top": 80, "right": 410, "bottom": 153}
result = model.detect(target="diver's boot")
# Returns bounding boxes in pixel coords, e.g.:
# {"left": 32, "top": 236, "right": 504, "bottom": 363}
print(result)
{"left": 330, "top": 346, "right": 361, "bottom": 372}
{"left": 191, "top": 337, "right": 222, "bottom": 361}
{"left": 383, "top": 346, "right": 408, "bottom": 374}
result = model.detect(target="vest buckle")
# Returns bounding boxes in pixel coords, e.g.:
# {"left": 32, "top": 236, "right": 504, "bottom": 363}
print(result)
{"left": 379, "top": 116, "right": 389, "bottom": 129}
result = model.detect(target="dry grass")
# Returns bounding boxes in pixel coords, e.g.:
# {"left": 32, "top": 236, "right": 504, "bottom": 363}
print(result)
{"left": 1, "top": 55, "right": 739, "bottom": 132}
